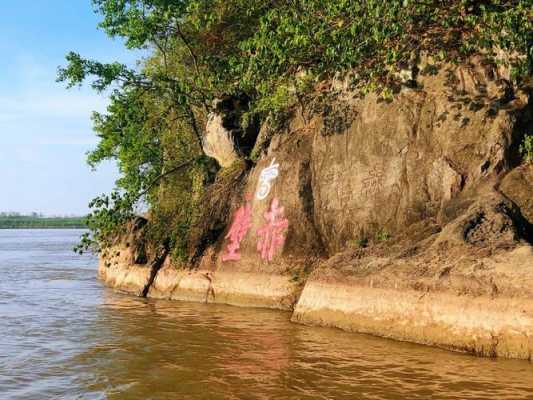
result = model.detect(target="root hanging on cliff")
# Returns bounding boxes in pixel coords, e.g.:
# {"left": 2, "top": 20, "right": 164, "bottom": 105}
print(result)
{"left": 141, "top": 246, "right": 169, "bottom": 298}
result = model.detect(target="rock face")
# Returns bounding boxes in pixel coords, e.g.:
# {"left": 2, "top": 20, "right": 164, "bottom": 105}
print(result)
{"left": 98, "top": 216, "right": 167, "bottom": 297}
{"left": 202, "top": 96, "right": 259, "bottom": 168}
{"left": 203, "top": 112, "right": 240, "bottom": 168}
{"left": 500, "top": 165, "right": 533, "bottom": 225}
{"left": 100, "top": 59, "right": 533, "bottom": 360}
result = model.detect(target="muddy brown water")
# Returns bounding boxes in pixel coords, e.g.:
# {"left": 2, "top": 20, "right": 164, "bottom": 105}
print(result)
{"left": 1, "top": 230, "right": 533, "bottom": 400}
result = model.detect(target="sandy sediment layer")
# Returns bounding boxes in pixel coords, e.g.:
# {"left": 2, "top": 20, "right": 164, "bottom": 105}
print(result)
{"left": 292, "top": 281, "right": 533, "bottom": 360}
{"left": 100, "top": 258, "right": 533, "bottom": 360}
{"left": 147, "top": 264, "right": 299, "bottom": 310}
{"left": 99, "top": 257, "right": 533, "bottom": 360}
{"left": 98, "top": 244, "right": 533, "bottom": 360}
{"left": 98, "top": 260, "right": 300, "bottom": 310}
{"left": 98, "top": 259, "right": 151, "bottom": 297}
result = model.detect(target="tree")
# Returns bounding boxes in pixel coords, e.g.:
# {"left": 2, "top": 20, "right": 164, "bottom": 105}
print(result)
{"left": 61, "top": 0, "right": 532, "bottom": 257}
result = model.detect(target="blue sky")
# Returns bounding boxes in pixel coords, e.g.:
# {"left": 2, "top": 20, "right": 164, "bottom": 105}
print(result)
{"left": 0, "top": 1, "right": 139, "bottom": 215}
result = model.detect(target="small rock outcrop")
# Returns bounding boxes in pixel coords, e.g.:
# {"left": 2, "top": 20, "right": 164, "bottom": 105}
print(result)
{"left": 202, "top": 96, "right": 259, "bottom": 168}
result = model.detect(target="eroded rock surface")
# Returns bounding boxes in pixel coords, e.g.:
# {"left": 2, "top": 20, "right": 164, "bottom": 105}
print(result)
{"left": 202, "top": 96, "right": 259, "bottom": 168}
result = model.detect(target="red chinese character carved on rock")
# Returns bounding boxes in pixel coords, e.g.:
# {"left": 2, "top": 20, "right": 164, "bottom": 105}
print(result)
{"left": 256, "top": 198, "right": 289, "bottom": 262}
{"left": 221, "top": 199, "right": 253, "bottom": 262}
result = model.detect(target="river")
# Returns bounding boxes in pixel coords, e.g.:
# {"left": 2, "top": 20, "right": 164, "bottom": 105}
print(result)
{"left": 1, "top": 229, "right": 532, "bottom": 399}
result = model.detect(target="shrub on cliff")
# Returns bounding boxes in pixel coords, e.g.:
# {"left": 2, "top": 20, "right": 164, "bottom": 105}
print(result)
{"left": 60, "top": 0, "right": 532, "bottom": 258}
{"left": 521, "top": 134, "right": 533, "bottom": 164}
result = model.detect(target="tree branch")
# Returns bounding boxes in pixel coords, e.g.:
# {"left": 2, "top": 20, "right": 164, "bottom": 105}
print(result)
{"left": 186, "top": 107, "right": 205, "bottom": 152}
{"left": 175, "top": 25, "right": 210, "bottom": 111}
{"left": 137, "top": 158, "right": 197, "bottom": 200}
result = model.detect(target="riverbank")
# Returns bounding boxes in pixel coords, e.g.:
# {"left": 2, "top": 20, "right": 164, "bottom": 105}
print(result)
{"left": 99, "top": 242, "right": 533, "bottom": 360}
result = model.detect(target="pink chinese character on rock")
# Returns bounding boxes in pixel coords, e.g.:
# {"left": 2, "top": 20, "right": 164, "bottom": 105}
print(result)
{"left": 256, "top": 198, "right": 289, "bottom": 262}
{"left": 221, "top": 197, "right": 253, "bottom": 262}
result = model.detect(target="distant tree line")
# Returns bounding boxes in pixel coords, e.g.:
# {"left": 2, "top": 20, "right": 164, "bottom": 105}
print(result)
{"left": 0, "top": 212, "right": 44, "bottom": 218}
{"left": 0, "top": 213, "right": 87, "bottom": 229}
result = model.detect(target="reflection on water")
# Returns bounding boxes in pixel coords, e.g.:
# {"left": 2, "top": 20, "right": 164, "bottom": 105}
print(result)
{"left": 1, "top": 230, "right": 532, "bottom": 400}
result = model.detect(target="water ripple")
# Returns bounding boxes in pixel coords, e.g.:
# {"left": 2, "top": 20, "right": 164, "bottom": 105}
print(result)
{"left": 1, "top": 230, "right": 533, "bottom": 399}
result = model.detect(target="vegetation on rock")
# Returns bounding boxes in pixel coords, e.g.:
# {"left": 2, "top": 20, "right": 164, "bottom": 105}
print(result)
{"left": 59, "top": 0, "right": 533, "bottom": 258}
{"left": 521, "top": 134, "right": 533, "bottom": 164}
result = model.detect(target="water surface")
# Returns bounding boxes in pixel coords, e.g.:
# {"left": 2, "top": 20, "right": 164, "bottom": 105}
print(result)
{"left": 1, "top": 229, "right": 532, "bottom": 399}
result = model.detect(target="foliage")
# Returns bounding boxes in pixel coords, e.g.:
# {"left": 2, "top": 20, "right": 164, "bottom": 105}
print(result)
{"left": 238, "top": 0, "right": 532, "bottom": 101}
{"left": 74, "top": 191, "right": 136, "bottom": 254}
{"left": 376, "top": 229, "right": 391, "bottom": 242}
{"left": 60, "top": 0, "right": 533, "bottom": 256}
{"left": 146, "top": 157, "right": 214, "bottom": 262}
{"left": 520, "top": 134, "right": 533, "bottom": 164}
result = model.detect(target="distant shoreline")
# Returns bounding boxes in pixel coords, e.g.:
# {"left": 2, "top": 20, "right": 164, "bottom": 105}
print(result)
{"left": 0, "top": 227, "right": 87, "bottom": 229}
{"left": 0, "top": 216, "right": 86, "bottom": 229}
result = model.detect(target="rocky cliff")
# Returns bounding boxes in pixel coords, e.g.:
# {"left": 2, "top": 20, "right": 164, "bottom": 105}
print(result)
{"left": 99, "top": 58, "right": 533, "bottom": 360}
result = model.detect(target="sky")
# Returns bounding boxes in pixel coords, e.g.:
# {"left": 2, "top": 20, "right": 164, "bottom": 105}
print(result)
{"left": 0, "top": 1, "right": 140, "bottom": 215}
